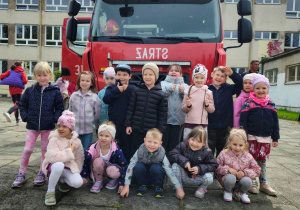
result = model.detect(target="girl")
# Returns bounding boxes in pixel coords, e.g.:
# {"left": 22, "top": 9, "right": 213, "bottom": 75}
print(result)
{"left": 216, "top": 128, "right": 261, "bottom": 204}
{"left": 42, "top": 111, "right": 84, "bottom": 206}
{"left": 12, "top": 61, "right": 64, "bottom": 188}
{"left": 81, "top": 121, "right": 128, "bottom": 194}
{"left": 181, "top": 64, "right": 215, "bottom": 140}
{"left": 69, "top": 71, "right": 102, "bottom": 152}
{"left": 233, "top": 73, "right": 256, "bottom": 128}
{"left": 240, "top": 74, "right": 279, "bottom": 196}
{"left": 169, "top": 126, "right": 218, "bottom": 198}
{"left": 161, "top": 64, "right": 188, "bottom": 152}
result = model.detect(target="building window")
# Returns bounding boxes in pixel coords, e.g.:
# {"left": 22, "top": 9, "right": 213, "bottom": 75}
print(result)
{"left": 255, "top": 32, "right": 279, "bottom": 40}
{"left": 286, "top": 64, "right": 300, "bottom": 83}
{"left": 45, "top": 26, "right": 62, "bottom": 46}
{"left": 0, "top": 0, "right": 8, "bottom": 9}
{"left": 16, "top": 0, "right": 39, "bottom": 11}
{"left": 286, "top": 0, "right": 300, "bottom": 18}
{"left": 265, "top": 68, "right": 278, "bottom": 84}
{"left": 225, "top": 0, "right": 239, "bottom": 3}
{"left": 256, "top": 0, "right": 280, "bottom": 4}
{"left": 232, "top": 68, "right": 247, "bottom": 75}
{"left": 48, "top": 61, "right": 61, "bottom": 72}
{"left": 0, "top": 60, "right": 8, "bottom": 74}
{"left": 0, "top": 24, "right": 8, "bottom": 44}
{"left": 224, "top": 31, "right": 238, "bottom": 39}
{"left": 46, "top": 0, "right": 68, "bottom": 12}
{"left": 23, "top": 61, "right": 37, "bottom": 80}
{"left": 77, "top": 0, "right": 94, "bottom": 13}
{"left": 16, "top": 25, "right": 38, "bottom": 46}
{"left": 285, "top": 32, "right": 300, "bottom": 48}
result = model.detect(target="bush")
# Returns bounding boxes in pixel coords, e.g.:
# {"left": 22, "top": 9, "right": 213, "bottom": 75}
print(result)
{"left": 54, "top": 70, "right": 61, "bottom": 82}
{"left": 277, "top": 109, "right": 299, "bottom": 121}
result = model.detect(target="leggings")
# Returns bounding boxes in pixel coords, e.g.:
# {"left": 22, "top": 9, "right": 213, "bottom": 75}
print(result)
{"left": 223, "top": 174, "right": 252, "bottom": 193}
{"left": 172, "top": 163, "right": 213, "bottom": 187}
{"left": 19, "top": 130, "right": 51, "bottom": 174}
{"left": 257, "top": 159, "right": 267, "bottom": 183}
{"left": 92, "top": 158, "right": 120, "bottom": 182}
{"left": 47, "top": 162, "right": 83, "bottom": 192}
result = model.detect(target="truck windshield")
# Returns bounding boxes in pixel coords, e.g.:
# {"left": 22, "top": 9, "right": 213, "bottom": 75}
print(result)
{"left": 91, "top": 0, "right": 221, "bottom": 44}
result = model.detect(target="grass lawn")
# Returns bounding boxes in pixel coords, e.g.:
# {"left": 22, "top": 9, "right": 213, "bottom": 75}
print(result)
{"left": 277, "top": 109, "right": 299, "bottom": 121}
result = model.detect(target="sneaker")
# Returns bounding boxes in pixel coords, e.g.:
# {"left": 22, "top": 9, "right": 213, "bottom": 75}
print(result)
{"left": 155, "top": 186, "right": 164, "bottom": 198}
{"left": 248, "top": 180, "right": 259, "bottom": 194}
{"left": 137, "top": 185, "right": 148, "bottom": 197}
{"left": 45, "top": 191, "right": 56, "bottom": 206}
{"left": 106, "top": 179, "right": 118, "bottom": 190}
{"left": 223, "top": 191, "right": 232, "bottom": 202}
{"left": 33, "top": 171, "right": 45, "bottom": 186}
{"left": 90, "top": 181, "right": 103, "bottom": 193}
{"left": 58, "top": 183, "right": 70, "bottom": 192}
{"left": 16, "top": 120, "right": 20, "bottom": 126}
{"left": 11, "top": 173, "right": 25, "bottom": 188}
{"left": 259, "top": 183, "right": 277, "bottom": 196}
{"left": 236, "top": 191, "right": 251, "bottom": 204}
{"left": 3, "top": 112, "right": 11, "bottom": 123}
{"left": 194, "top": 186, "right": 207, "bottom": 198}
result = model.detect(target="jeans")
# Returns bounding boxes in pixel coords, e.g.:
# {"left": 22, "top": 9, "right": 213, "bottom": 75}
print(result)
{"left": 133, "top": 162, "right": 165, "bottom": 188}
{"left": 79, "top": 133, "right": 93, "bottom": 152}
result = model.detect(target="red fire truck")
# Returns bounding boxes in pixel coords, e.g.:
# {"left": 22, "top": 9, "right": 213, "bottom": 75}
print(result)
{"left": 62, "top": 0, "right": 252, "bottom": 90}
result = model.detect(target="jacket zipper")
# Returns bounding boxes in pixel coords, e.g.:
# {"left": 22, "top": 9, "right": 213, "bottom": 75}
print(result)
{"left": 201, "top": 91, "right": 206, "bottom": 124}
{"left": 141, "top": 90, "right": 150, "bottom": 130}
{"left": 173, "top": 85, "right": 177, "bottom": 125}
{"left": 38, "top": 88, "right": 44, "bottom": 131}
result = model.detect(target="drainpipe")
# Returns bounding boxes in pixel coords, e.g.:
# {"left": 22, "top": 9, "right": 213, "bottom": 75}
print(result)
{"left": 248, "top": 0, "right": 255, "bottom": 69}
{"left": 39, "top": 0, "right": 42, "bottom": 61}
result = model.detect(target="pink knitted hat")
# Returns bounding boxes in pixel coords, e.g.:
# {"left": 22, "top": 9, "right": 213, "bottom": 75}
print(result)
{"left": 57, "top": 110, "right": 76, "bottom": 130}
{"left": 252, "top": 74, "right": 270, "bottom": 89}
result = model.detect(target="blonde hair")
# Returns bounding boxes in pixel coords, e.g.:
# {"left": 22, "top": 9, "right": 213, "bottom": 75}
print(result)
{"left": 146, "top": 128, "right": 163, "bottom": 141}
{"left": 76, "top": 71, "right": 97, "bottom": 93}
{"left": 224, "top": 128, "right": 248, "bottom": 153}
{"left": 212, "top": 66, "right": 228, "bottom": 78}
{"left": 33, "top": 61, "right": 54, "bottom": 81}
{"left": 101, "top": 120, "right": 116, "bottom": 128}
{"left": 186, "top": 126, "right": 207, "bottom": 146}
{"left": 168, "top": 64, "right": 182, "bottom": 75}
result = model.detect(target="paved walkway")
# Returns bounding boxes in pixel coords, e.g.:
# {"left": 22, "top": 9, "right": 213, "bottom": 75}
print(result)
{"left": 0, "top": 97, "right": 299, "bottom": 209}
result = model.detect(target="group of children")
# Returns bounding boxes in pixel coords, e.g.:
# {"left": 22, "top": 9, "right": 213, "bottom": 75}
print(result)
{"left": 8, "top": 60, "right": 279, "bottom": 206}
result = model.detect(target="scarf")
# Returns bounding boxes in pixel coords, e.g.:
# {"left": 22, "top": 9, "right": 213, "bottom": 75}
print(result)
{"left": 250, "top": 92, "right": 269, "bottom": 106}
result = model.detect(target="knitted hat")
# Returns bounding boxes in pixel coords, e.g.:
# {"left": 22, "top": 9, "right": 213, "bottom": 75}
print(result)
{"left": 252, "top": 74, "right": 270, "bottom": 89}
{"left": 243, "top": 73, "right": 256, "bottom": 82}
{"left": 142, "top": 62, "right": 159, "bottom": 81}
{"left": 103, "top": 67, "right": 116, "bottom": 79}
{"left": 115, "top": 63, "right": 131, "bottom": 74}
{"left": 57, "top": 110, "right": 76, "bottom": 131}
{"left": 192, "top": 64, "right": 207, "bottom": 79}
{"left": 98, "top": 124, "right": 116, "bottom": 139}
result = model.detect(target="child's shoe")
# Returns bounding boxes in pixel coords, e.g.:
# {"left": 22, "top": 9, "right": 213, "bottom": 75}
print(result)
{"left": 105, "top": 179, "right": 118, "bottom": 190}
{"left": 58, "top": 183, "right": 70, "bottom": 192}
{"left": 155, "top": 186, "right": 164, "bottom": 198}
{"left": 3, "top": 112, "right": 11, "bottom": 123}
{"left": 33, "top": 171, "right": 45, "bottom": 186}
{"left": 223, "top": 190, "right": 232, "bottom": 202}
{"left": 11, "top": 173, "right": 25, "bottom": 188}
{"left": 236, "top": 191, "right": 251, "bottom": 204}
{"left": 137, "top": 185, "right": 148, "bottom": 197}
{"left": 194, "top": 186, "right": 207, "bottom": 198}
{"left": 259, "top": 183, "right": 277, "bottom": 196}
{"left": 16, "top": 120, "right": 20, "bottom": 126}
{"left": 45, "top": 191, "right": 56, "bottom": 206}
{"left": 248, "top": 179, "right": 259, "bottom": 194}
{"left": 90, "top": 180, "right": 103, "bottom": 193}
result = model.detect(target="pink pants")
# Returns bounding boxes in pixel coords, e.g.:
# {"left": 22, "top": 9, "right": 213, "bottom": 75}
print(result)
{"left": 92, "top": 158, "right": 120, "bottom": 181}
{"left": 19, "top": 130, "right": 51, "bottom": 174}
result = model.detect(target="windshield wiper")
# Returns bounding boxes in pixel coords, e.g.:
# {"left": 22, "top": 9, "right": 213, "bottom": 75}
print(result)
{"left": 94, "top": 36, "right": 145, "bottom": 43}
{"left": 148, "top": 37, "right": 203, "bottom": 43}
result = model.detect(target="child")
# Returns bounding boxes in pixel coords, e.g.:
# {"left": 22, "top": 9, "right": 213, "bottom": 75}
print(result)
{"left": 169, "top": 126, "right": 218, "bottom": 198}
{"left": 216, "top": 128, "right": 261, "bottom": 203}
{"left": 208, "top": 66, "right": 243, "bottom": 157}
{"left": 233, "top": 73, "right": 256, "bottom": 128}
{"left": 42, "top": 111, "right": 84, "bottom": 206}
{"left": 69, "top": 71, "right": 102, "bottom": 152}
{"left": 125, "top": 62, "right": 168, "bottom": 158}
{"left": 12, "top": 61, "right": 64, "bottom": 188}
{"left": 240, "top": 74, "right": 279, "bottom": 196}
{"left": 81, "top": 121, "right": 128, "bottom": 194}
{"left": 103, "top": 64, "right": 135, "bottom": 161}
{"left": 55, "top": 76, "right": 70, "bottom": 109}
{"left": 1, "top": 61, "right": 28, "bottom": 125}
{"left": 161, "top": 64, "right": 188, "bottom": 152}
{"left": 181, "top": 64, "right": 215, "bottom": 141}
{"left": 120, "top": 128, "right": 185, "bottom": 199}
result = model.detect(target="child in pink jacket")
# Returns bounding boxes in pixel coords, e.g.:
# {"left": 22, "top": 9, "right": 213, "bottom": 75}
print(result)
{"left": 216, "top": 128, "right": 260, "bottom": 204}
{"left": 233, "top": 73, "right": 256, "bottom": 128}
{"left": 182, "top": 64, "right": 215, "bottom": 140}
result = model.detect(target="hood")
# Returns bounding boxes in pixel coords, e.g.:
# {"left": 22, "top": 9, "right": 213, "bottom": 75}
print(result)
{"left": 13, "top": 66, "right": 25, "bottom": 73}
{"left": 184, "top": 85, "right": 208, "bottom": 95}
{"left": 164, "top": 75, "right": 185, "bottom": 84}
{"left": 239, "top": 91, "right": 250, "bottom": 99}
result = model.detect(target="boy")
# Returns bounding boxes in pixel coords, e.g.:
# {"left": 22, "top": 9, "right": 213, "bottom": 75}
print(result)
{"left": 120, "top": 128, "right": 185, "bottom": 199}
{"left": 125, "top": 62, "right": 168, "bottom": 157}
{"left": 208, "top": 66, "right": 243, "bottom": 158}
{"left": 103, "top": 64, "right": 136, "bottom": 161}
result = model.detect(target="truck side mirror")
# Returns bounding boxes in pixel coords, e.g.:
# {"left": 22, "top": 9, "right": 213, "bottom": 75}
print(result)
{"left": 66, "top": 17, "right": 78, "bottom": 42}
{"left": 68, "top": 0, "right": 81, "bottom": 17}
{"left": 120, "top": 6, "right": 134, "bottom": 17}
{"left": 238, "top": 18, "right": 253, "bottom": 43}
{"left": 237, "top": 0, "right": 252, "bottom": 16}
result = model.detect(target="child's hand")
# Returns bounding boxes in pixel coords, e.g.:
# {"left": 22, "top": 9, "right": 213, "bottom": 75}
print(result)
{"left": 223, "top": 66, "right": 233, "bottom": 76}
{"left": 172, "top": 81, "right": 176, "bottom": 91}
{"left": 126, "top": 127, "right": 132, "bottom": 135}
{"left": 185, "top": 162, "right": 191, "bottom": 170}
{"left": 205, "top": 95, "right": 209, "bottom": 106}
{"left": 118, "top": 185, "right": 124, "bottom": 194}
{"left": 186, "top": 97, "right": 191, "bottom": 107}
{"left": 176, "top": 187, "right": 185, "bottom": 200}
{"left": 178, "top": 83, "right": 183, "bottom": 92}
{"left": 70, "top": 143, "right": 77, "bottom": 152}
{"left": 272, "top": 142, "right": 278, "bottom": 147}
{"left": 190, "top": 166, "right": 199, "bottom": 175}
{"left": 117, "top": 82, "right": 124, "bottom": 92}
{"left": 236, "top": 171, "right": 245, "bottom": 180}
{"left": 120, "top": 184, "right": 130, "bottom": 198}
{"left": 228, "top": 168, "right": 237, "bottom": 176}
{"left": 82, "top": 178, "right": 88, "bottom": 185}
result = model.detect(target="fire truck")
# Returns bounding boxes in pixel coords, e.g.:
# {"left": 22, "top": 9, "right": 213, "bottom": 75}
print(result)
{"left": 62, "top": 0, "right": 253, "bottom": 90}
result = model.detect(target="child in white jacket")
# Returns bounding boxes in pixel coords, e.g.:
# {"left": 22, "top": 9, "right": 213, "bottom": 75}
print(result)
{"left": 42, "top": 111, "right": 84, "bottom": 206}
